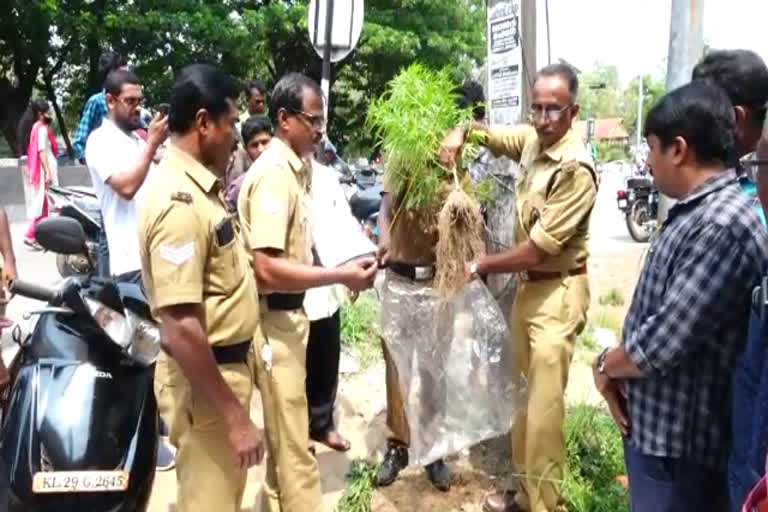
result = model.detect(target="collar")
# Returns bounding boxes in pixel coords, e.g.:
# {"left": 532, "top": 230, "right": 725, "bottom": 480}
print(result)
{"left": 270, "top": 137, "right": 307, "bottom": 175}
{"left": 165, "top": 144, "right": 219, "bottom": 194}
{"left": 539, "top": 128, "right": 576, "bottom": 162}
{"left": 672, "top": 169, "right": 737, "bottom": 211}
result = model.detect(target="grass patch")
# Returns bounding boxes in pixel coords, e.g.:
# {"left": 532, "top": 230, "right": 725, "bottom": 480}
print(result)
{"left": 335, "top": 458, "right": 377, "bottom": 512}
{"left": 340, "top": 291, "right": 382, "bottom": 369}
{"left": 598, "top": 288, "right": 625, "bottom": 307}
{"left": 564, "top": 404, "right": 628, "bottom": 512}
{"left": 593, "top": 309, "right": 623, "bottom": 341}
{"left": 577, "top": 324, "right": 598, "bottom": 351}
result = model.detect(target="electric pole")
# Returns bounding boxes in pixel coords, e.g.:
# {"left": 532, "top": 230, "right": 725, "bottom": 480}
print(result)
{"left": 658, "top": 0, "right": 705, "bottom": 223}
{"left": 636, "top": 76, "right": 643, "bottom": 150}
{"left": 520, "top": 0, "right": 537, "bottom": 115}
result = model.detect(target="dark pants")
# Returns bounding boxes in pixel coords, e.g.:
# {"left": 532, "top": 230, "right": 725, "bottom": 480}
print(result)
{"left": 115, "top": 269, "right": 142, "bottom": 285}
{"left": 305, "top": 311, "right": 341, "bottom": 438}
{"left": 624, "top": 439, "right": 730, "bottom": 512}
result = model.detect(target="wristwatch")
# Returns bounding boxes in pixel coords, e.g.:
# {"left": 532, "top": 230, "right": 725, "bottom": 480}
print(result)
{"left": 597, "top": 347, "right": 611, "bottom": 374}
{"left": 469, "top": 262, "right": 479, "bottom": 277}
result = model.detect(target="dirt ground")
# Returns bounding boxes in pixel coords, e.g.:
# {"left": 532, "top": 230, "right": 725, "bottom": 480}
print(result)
{"left": 146, "top": 240, "right": 647, "bottom": 512}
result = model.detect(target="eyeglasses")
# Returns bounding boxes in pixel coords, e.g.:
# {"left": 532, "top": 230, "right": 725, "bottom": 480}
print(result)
{"left": 528, "top": 103, "right": 572, "bottom": 121}
{"left": 118, "top": 96, "right": 144, "bottom": 108}
{"left": 290, "top": 109, "right": 326, "bottom": 129}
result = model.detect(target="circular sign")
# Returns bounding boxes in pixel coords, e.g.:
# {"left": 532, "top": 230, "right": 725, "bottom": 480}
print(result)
{"left": 308, "top": 0, "right": 365, "bottom": 63}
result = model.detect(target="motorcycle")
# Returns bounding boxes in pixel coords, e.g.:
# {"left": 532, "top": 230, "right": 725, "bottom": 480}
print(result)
{"left": 0, "top": 216, "right": 160, "bottom": 511}
{"left": 617, "top": 175, "right": 658, "bottom": 243}
{"left": 47, "top": 186, "right": 108, "bottom": 278}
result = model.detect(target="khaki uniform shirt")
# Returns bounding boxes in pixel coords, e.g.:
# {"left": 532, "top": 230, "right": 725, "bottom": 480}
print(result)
{"left": 485, "top": 125, "right": 597, "bottom": 272}
{"left": 139, "top": 144, "right": 260, "bottom": 346}
{"left": 237, "top": 137, "right": 313, "bottom": 267}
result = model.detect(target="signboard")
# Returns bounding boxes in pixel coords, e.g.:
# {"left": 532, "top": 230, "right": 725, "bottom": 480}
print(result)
{"left": 308, "top": 0, "right": 365, "bottom": 63}
{"left": 487, "top": 0, "right": 523, "bottom": 126}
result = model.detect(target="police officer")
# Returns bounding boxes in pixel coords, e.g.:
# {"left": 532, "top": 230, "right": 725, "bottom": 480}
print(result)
{"left": 238, "top": 72, "right": 377, "bottom": 512}
{"left": 138, "top": 63, "right": 264, "bottom": 512}
{"left": 441, "top": 63, "right": 597, "bottom": 512}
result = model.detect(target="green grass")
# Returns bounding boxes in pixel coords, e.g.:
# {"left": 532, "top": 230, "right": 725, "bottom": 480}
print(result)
{"left": 598, "top": 288, "right": 625, "bottom": 307}
{"left": 335, "top": 458, "right": 378, "bottom": 512}
{"left": 340, "top": 291, "right": 382, "bottom": 369}
{"left": 577, "top": 324, "right": 598, "bottom": 351}
{"left": 563, "top": 404, "right": 628, "bottom": 512}
{"left": 593, "top": 309, "right": 623, "bottom": 341}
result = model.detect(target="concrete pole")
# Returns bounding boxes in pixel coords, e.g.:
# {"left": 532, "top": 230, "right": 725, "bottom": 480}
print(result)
{"left": 520, "top": 0, "right": 537, "bottom": 117}
{"left": 636, "top": 76, "right": 643, "bottom": 150}
{"left": 321, "top": 0, "right": 334, "bottom": 120}
{"left": 658, "top": 0, "right": 705, "bottom": 222}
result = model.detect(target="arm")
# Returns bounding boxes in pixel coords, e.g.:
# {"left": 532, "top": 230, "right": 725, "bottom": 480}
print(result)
{"left": 0, "top": 209, "right": 17, "bottom": 283}
{"left": 102, "top": 114, "right": 168, "bottom": 200}
{"left": 475, "top": 239, "right": 548, "bottom": 275}
{"left": 439, "top": 122, "right": 534, "bottom": 169}
{"left": 377, "top": 192, "right": 392, "bottom": 263}
{"left": 252, "top": 248, "right": 371, "bottom": 292}
{"left": 616, "top": 225, "right": 753, "bottom": 378}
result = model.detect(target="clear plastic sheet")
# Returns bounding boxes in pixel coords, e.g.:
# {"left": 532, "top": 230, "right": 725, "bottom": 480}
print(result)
{"left": 380, "top": 273, "right": 526, "bottom": 466}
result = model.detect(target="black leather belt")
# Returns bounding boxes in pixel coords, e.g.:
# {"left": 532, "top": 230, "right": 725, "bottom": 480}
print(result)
{"left": 263, "top": 292, "right": 306, "bottom": 311}
{"left": 389, "top": 262, "right": 435, "bottom": 282}
{"left": 211, "top": 340, "right": 251, "bottom": 365}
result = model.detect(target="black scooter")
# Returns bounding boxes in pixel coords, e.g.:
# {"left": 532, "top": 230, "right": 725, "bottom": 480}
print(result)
{"left": 0, "top": 217, "right": 159, "bottom": 511}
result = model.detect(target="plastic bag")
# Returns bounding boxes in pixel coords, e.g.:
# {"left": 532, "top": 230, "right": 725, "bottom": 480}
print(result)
{"left": 380, "top": 273, "right": 525, "bottom": 465}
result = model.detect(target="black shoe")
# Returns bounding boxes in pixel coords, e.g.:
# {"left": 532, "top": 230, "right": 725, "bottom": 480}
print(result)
{"left": 425, "top": 458, "right": 452, "bottom": 492}
{"left": 376, "top": 442, "right": 409, "bottom": 487}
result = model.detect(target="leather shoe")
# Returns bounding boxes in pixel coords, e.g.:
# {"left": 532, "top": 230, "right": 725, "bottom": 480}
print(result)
{"left": 483, "top": 490, "right": 525, "bottom": 512}
{"left": 424, "top": 458, "right": 452, "bottom": 492}
{"left": 376, "top": 442, "right": 408, "bottom": 487}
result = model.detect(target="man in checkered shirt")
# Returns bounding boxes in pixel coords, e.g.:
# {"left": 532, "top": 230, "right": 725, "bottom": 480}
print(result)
{"left": 592, "top": 81, "right": 768, "bottom": 511}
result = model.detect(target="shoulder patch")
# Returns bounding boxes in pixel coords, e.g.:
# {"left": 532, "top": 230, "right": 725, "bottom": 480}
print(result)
{"left": 171, "top": 191, "right": 193, "bottom": 204}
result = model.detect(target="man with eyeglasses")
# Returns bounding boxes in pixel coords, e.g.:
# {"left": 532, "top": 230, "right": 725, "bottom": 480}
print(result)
{"left": 238, "top": 72, "right": 377, "bottom": 512}
{"left": 440, "top": 63, "right": 597, "bottom": 512}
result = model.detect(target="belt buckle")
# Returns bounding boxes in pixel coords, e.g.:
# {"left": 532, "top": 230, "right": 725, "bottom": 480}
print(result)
{"left": 414, "top": 266, "right": 432, "bottom": 280}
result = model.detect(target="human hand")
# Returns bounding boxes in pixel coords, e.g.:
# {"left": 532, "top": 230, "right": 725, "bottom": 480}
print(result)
{"left": 2, "top": 260, "right": 17, "bottom": 286}
{"left": 438, "top": 125, "right": 467, "bottom": 169}
{"left": 592, "top": 359, "right": 630, "bottom": 435}
{"left": 339, "top": 257, "right": 378, "bottom": 291}
{"left": 376, "top": 244, "right": 389, "bottom": 267}
{"left": 227, "top": 412, "right": 265, "bottom": 469}
{"left": 147, "top": 112, "right": 170, "bottom": 149}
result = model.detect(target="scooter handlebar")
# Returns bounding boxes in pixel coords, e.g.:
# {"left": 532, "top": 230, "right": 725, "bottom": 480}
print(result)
{"left": 10, "top": 280, "right": 57, "bottom": 303}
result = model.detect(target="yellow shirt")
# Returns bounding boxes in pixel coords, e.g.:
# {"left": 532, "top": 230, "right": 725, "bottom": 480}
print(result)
{"left": 138, "top": 144, "right": 260, "bottom": 346}
{"left": 485, "top": 125, "right": 597, "bottom": 272}
{"left": 237, "top": 137, "right": 313, "bottom": 266}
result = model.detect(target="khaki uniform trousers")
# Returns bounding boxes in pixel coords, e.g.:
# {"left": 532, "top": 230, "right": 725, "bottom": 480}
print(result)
{"left": 510, "top": 274, "right": 589, "bottom": 512}
{"left": 166, "top": 353, "right": 255, "bottom": 512}
{"left": 382, "top": 340, "right": 410, "bottom": 445}
{"left": 153, "top": 351, "right": 178, "bottom": 430}
{"left": 254, "top": 309, "right": 323, "bottom": 512}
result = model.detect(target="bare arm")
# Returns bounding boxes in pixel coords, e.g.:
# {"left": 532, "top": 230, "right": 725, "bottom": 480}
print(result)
{"left": 475, "top": 239, "right": 548, "bottom": 275}
{"left": 377, "top": 192, "right": 392, "bottom": 262}
{"left": 0, "top": 209, "right": 16, "bottom": 282}
{"left": 252, "top": 249, "right": 376, "bottom": 293}
{"left": 158, "top": 303, "right": 262, "bottom": 467}
{"left": 106, "top": 114, "right": 168, "bottom": 200}
{"left": 602, "top": 346, "right": 644, "bottom": 379}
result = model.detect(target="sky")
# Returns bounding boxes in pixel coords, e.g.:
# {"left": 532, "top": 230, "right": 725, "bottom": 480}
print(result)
{"left": 536, "top": 0, "right": 768, "bottom": 85}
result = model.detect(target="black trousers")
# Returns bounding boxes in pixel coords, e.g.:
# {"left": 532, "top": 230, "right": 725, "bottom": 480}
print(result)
{"left": 305, "top": 311, "right": 341, "bottom": 438}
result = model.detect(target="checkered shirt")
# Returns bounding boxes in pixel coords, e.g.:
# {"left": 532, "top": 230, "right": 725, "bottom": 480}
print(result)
{"left": 623, "top": 170, "right": 768, "bottom": 469}
{"left": 73, "top": 91, "right": 108, "bottom": 160}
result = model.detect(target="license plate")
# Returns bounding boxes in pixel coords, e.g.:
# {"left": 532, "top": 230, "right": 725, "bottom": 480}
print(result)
{"left": 32, "top": 470, "right": 129, "bottom": 494}
{"left": 618, "top": 199, "right": 628, "bottom": 208}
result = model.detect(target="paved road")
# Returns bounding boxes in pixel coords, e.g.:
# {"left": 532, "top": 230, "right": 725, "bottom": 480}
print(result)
{"left": 589, "top": 168, "right": 645, "bottom": 254}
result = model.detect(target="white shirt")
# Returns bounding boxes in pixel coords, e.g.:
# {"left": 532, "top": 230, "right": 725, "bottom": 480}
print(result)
{"left": 85, "top": 119, "right": 151, "bottom": 276}
{"left": 303, "top": 160, "right": 355, "bottom": 321}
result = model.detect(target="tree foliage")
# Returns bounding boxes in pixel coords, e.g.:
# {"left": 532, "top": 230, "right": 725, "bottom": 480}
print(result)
{"left": 0, "top": 0, "right": 486, "bottom": 157}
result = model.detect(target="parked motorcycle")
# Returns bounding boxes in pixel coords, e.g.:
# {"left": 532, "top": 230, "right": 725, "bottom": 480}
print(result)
{"left": 0, "top": 217, "right": 160, "bottom": 511}
{"left": 617, "top": 175, "right": 658, "bottom": 243}
{"left": 47, "top": 186, "right": 108, "bottom": 278}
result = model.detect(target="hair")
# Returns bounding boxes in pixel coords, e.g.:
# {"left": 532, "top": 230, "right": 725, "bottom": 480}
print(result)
{"left": 245, "top": 79, "right": 267, "bottom": 99}
{"left": 534, "top": 63, "right": 579, "bottom": 101}
{"left": 268, "top": 73, "right": 323, "bottom": 126}
{"left": 16, "top": 99, "right": 50, "bottom": 154}
{"left": 456, "top": 80, "right": 486, "bottom": 121}
{"left": 168, "top": 63, "right": 239, "bottom": 134}
{"left": 692, "top": 49, "right": 768, "bottom": 128}
{"left": 98, "top": 51, "right": 127, "bottom": 85}
{"left": 104, "top": 69, "right": 140, "bottom": 96}
{"left": 644, "top": 80, "right": 735, "bottom": 165}
{"left": 241, "top": 115, "right": 273, "bottom": 143}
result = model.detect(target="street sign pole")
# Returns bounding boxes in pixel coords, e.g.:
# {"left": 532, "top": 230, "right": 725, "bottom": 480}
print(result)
{"left": 321, "top": 0, "right": 334, "bottom": 120}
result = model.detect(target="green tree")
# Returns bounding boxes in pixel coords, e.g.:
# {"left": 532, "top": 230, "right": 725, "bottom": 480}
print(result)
{"left": 621, "top": 74, "right": 665, "bottom": 142}
{"left": 577, "top": 63, "right": 621, "bottom": 120}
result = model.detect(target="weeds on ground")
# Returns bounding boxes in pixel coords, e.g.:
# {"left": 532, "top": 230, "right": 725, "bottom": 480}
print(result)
{"left": 592, "top": 309, "right": 623, "bottom": 342}
{"left": 563, "top": 404, "right": 628, "bottom": 512}
{"left": 340, "top": 291, "right": 382, "bottom": 368}
{"left": 598, "top": 288, "right": 625, "bottom": 307}
{"left": 335, "top": 458, "right": 377, "bottom": 512}
{"left": 577, "top": 324, "right": 598, "bottom": 351}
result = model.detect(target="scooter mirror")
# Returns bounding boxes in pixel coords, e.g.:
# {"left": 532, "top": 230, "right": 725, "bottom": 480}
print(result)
{"left": 36, "top": 217, "right": 87, "bottom": 255}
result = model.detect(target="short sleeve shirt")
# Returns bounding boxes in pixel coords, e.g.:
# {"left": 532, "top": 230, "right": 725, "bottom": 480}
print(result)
{"left": 85, "top": 119, "right": 150, "bottom": 276}
{"left": 138, "top": 144, "right": 259, "bottom": 346}
{"left": 237, "top": 137, "right": 313, "bottom": 266}
{"left": 485, "top": 126, "right": 597, "bottom": 271}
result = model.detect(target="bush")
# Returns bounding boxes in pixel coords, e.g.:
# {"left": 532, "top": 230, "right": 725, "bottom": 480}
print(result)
{"left": 598, "top": 288, "right": 625, "bottom": 307}
{"left": 335, "top": 458, "right": 377, "bottom": 512}
{"left": 563, "top": 404, "right": 628, "bottom": 512}
{"left": 340, "top": 291, "right": 382, "bottom": 368}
